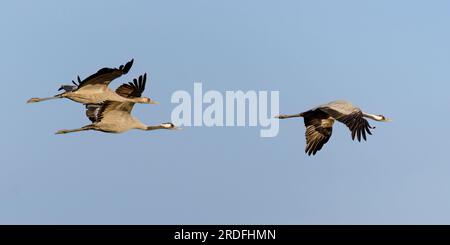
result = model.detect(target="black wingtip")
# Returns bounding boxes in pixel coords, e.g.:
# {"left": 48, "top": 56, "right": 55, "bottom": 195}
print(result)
{"left": 122, "top": 59, "right": 134, "bottom": 74}
{"left": 141, "top": 73, "right": 147, "bottom": 91}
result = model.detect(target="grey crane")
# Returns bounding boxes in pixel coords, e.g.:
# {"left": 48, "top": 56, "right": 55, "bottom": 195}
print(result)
{"left": 275, "top": 100, "right": 390, "bottom": 156}
{"left": 27, "top": 59, "right": 158, "bottom": 105}
{"left": 55, "top": 74, "right": 178, "bottom": 134}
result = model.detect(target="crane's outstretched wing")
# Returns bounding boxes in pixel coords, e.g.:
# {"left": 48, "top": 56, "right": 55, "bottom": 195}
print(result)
{"left": 85, "top": 104, "right": 103, "bottom": 123}
{"left": 318, "top": 101, "right": 373, "bottom": 142}
{"left": 113, "top": 73, "right": 147, "bottom": 112}
{"left": 85, "top": 101, "right": 122, "bottom": 123}
{"left": 75, "top": 59, "right": 134, "bottom": 89}
{"left": 115, "top": 73, "right": 146, "bottom": 99}
{"left": 84, "top": 73, "right": 147, "bottom": 123}
{"left": 301, "top": 110, "right": 335, "bottom": 156}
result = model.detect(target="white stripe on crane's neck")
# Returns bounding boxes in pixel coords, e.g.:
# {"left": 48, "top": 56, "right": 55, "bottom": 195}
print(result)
{"left": 362, "top": 112, "right": 383, "bottom": 121}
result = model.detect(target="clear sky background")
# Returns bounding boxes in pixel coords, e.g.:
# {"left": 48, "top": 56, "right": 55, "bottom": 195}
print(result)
{"left": 1, "top": 0, "right": 450, "bottom": 224}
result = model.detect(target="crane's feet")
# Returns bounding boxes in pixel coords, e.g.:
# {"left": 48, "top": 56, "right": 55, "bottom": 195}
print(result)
{"left": 27, "top": 98, "right": 40, "bottom": 103}
{"left": 55, "top": 130, "right": 69, "bottom": 135}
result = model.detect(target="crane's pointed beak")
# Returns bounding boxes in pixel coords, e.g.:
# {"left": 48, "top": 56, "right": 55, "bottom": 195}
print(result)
{"left": 150, "top": 100, "right": 159, "bottom": 104}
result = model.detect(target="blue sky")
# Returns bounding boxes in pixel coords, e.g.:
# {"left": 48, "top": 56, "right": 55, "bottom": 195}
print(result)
{"left": 1, "top": 0, "right": 450, "bottom": 224}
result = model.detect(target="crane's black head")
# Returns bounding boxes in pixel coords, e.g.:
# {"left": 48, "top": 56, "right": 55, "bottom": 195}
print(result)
{"left": 160, "top": 122, "right": 179, "bottom": 130}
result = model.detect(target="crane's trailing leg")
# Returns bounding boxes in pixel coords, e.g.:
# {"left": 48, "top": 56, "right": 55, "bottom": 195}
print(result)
{"left": 274, "top": 113, "right": 303, "bottom": 119}
{"left": 27, "top": 94, "right": 63, "bottom": 103}
{"left": 55, "top": 125, "right": 95, "bottom": 135}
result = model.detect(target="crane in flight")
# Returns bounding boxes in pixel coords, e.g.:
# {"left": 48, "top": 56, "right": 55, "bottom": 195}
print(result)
{"left": 276, "top": 100, "right": 390, "bottom": 156}
{"left": 27, "top": 59, "right": 158, "bottom": 105}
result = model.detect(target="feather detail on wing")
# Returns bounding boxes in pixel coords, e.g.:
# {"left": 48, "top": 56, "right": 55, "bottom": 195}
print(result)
{"left": 301, "top": 110, "right": 335, "bottom": 156}
{"left": 115, "top": 73, "right": 146, "bottom": 98}
{"left": 76, "top": 59, "right": 134, "bottom": 89}
{"left": 84, "top": 73, "right": 148, "bottom": 123}
{"left": 319, "top": 104, "right": 374, "bottom": 142}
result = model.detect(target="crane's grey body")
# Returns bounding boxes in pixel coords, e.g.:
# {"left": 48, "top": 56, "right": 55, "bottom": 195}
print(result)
{"left": 86, "top": 105, "right": 147, "bottom": 133}
{"left": 310, "top": 100, "right": 360, "bottom": 119}
{"left": 61, "top": 84, "right": 137, "bottom": 105}
{"left": 276, "top": 100, "right": 390, "bottom": 156}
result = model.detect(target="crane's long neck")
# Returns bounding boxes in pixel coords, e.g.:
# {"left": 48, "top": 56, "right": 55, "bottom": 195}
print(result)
{"left": 121, "top": 96, "right": 147, "bottom": 104}
{"left": 362, "top": 112, "right": 383, "bottom": 121}
{"left": 133, "top": 120, "right": 168, "bottom": 131}
{"left": 145, "top": 125, "right": 167, "bottom": 131}
{"left": 109, "top": 92, "right": 143, "bottom": 103}
{"left": 276, "top": 113, "right": 303, "bottom": 119}
{"left": 126, "top": 97, "right": 143, "bottom": 103}
{"left": 145, "top": 124, "right": 173, "bottom": 131}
